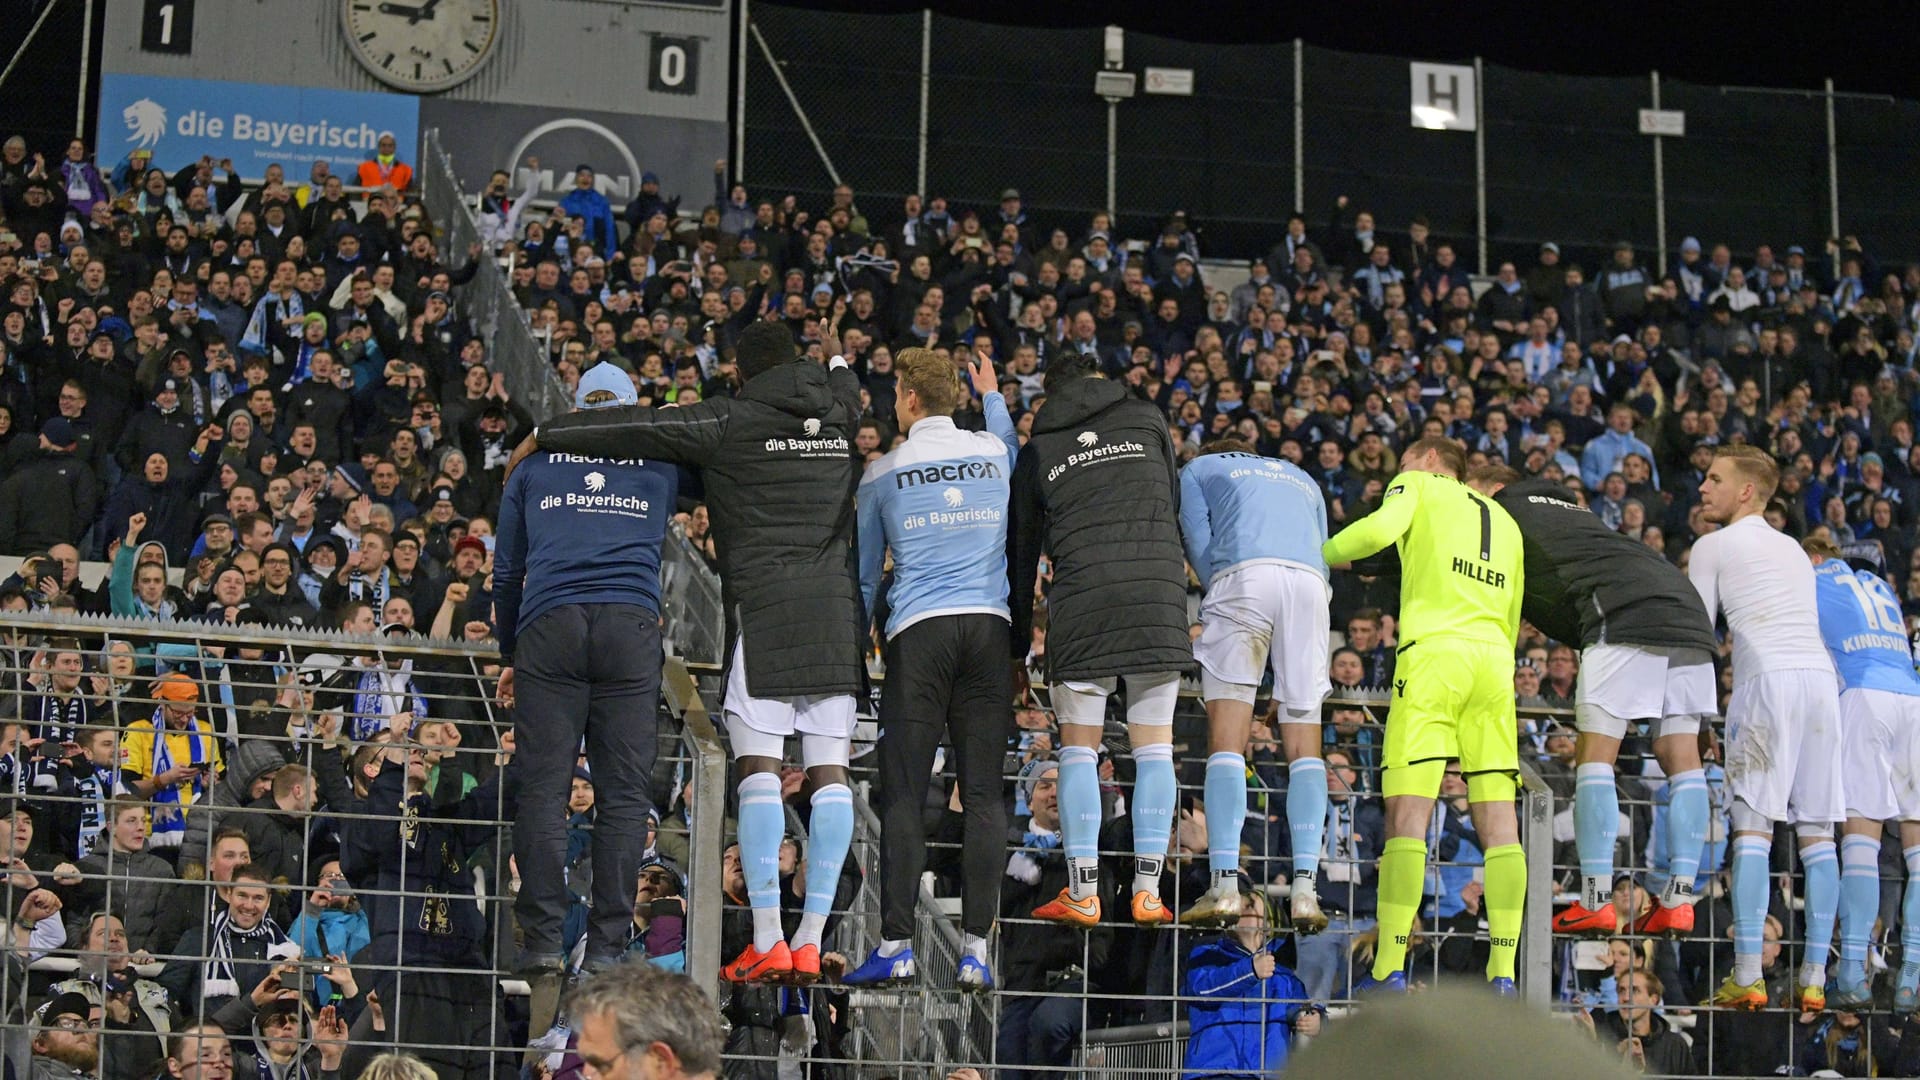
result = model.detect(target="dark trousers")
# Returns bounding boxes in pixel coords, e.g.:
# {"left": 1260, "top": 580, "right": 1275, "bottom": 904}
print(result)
{"left": 994, "top": 979, "right": 1087, "bottom": 1080}
{"left": 877, "top": 613, "right": 1012, "bottom": 940}
{"left": 512, "top": 603, "right": 662, "bottom": 962}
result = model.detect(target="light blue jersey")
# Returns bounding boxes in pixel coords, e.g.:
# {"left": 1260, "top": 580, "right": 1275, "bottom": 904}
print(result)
{"left": 1813, "top": 557, "right": 1920, "bottom": 696}
{"left": 1178, "top": 451, "right": 1328, "bottom": 590}
{"left": 857, "top": 395, "right": 1021, "bottom": 638}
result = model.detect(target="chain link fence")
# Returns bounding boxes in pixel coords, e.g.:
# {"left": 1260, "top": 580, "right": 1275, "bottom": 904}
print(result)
{"left": 743, "top": 8, "right": 1920, "bottom": 268}
{"left": 419, "top": 129, "right": 571, "bottom": 425}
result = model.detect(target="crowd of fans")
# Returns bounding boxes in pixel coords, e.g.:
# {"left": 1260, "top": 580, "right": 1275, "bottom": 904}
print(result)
{"left": 5, "top": 122, "right": 1920, "bottom": 1079}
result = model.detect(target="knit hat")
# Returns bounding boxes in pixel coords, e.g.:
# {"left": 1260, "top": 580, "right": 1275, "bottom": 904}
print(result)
{"left": 39, "top": 417, "right": 76, "bottom": 448}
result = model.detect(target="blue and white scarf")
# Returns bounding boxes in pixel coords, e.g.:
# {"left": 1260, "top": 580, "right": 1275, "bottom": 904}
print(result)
{"left": 147, "top": 713, "right": 214, "bottom": 846}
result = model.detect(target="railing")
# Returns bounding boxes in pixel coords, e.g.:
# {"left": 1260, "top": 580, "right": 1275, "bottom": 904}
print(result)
{"left": 0, "top": 612, "right": 722, "bottom": 1077}
{"left": 418, "top": 128, "right": 570, "bottom": 425}
{"left": 659, "top": 526, "right": 726, "bottom": 668}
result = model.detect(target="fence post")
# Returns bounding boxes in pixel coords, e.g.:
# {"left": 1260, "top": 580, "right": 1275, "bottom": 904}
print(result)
{"left": 1293, "top": 38, "right": 1304, "bottom": 213}
{"left": 917, "top": 9, "right": 931, "bottom": 195}
{"left": 734, "top": 0, "right": 748, "bottom": 181}
{"left": 1825, "top": 76, "right": 1841, "bottom": 240}
{"left": 1651, "top": 71, "right": 1667, "bottom": 275}
{"left": 1473, "top": 56, "right": 1488, "bottom": 276}
{"left": 1519, "top": 760, "right": 1554, "bottom": 1007}
{"left": 663, "top": 657, "right": 728, "bottom": 1000}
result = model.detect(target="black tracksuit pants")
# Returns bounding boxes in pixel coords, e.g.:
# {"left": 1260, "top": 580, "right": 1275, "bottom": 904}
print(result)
{"left": 876, "top": 613, "right": 1012, "bottom": 940}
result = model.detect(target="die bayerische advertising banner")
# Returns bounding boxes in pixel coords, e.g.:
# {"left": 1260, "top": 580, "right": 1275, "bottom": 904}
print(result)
{"left": 96, "top": 73, "right": 420, "bottom": 181}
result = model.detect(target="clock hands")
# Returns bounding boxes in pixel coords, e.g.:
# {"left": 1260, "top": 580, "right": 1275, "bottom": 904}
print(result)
{"left": 374, "top": 0, "right": 442, "bottom": 24}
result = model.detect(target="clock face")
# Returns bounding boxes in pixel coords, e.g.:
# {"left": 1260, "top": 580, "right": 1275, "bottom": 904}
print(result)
{"left": 343, "top": 0, "right": 500, "bottom": 94}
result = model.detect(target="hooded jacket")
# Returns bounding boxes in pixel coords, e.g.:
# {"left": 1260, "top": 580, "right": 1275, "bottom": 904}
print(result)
{"left": 534, "top": 359, "right": 866, "bottom": 698}
{"left": 1181, "top": 936, "right": 1310, "bottom": 1078}
{"left": 1492, "top": 478, "right": 1716, "bottom": 653}
{"left": 1008, "top": 375, "right": 1191, "bottom": 679}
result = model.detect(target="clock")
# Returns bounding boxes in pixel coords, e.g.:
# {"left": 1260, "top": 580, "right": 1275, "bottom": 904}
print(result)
{"left": 342, "top": 0, "right": 500, "bottom": 94}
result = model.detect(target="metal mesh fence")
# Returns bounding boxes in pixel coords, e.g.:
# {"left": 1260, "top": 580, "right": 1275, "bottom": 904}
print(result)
{"left": 418, "top": 129, "right": 571, "bottom": 426}
{"left": 744, "top": 9, "right": 1920, "bottom": 266}
{"left": 0, "top": 613, "right": 709, "bottom": 1080}
{"left": 0, "top": 605, "right": 1884, "bottom": 1078}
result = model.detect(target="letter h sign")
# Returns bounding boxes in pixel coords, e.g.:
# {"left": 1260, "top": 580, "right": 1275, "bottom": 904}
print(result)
{"left": 1409, "top": 61, "right": 1476, "bottom": 131}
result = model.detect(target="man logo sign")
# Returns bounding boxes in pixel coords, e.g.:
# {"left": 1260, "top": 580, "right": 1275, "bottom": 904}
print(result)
{"left": 942, "top": 487, "right": 964, "bottom": 508}
{"left": 802, "top": 418, "right": 822, "bottom": 437}
{"left": 1076, "top": 431, "right": 1098, "bottom": 448}
{"left": 585, "top": 471, "right": 606, "bottom": 493}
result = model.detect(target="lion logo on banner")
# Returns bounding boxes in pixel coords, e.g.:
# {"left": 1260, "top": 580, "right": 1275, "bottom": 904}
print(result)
{"left": 123, "top": 99, "right": 168, "bottom": 149}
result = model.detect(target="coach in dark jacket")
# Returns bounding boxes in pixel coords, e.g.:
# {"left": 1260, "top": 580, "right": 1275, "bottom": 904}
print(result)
{"left": 1006, "top": 353, "right": 1191, "bottom": 928}
{"left": 527, "top": 323, "right": 866, "bottom": 700}
{"left": 1008, "top": 356, "right": 1190, "bottom": 680}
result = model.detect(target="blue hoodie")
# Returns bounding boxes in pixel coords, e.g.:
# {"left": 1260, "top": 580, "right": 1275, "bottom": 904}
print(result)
{"left": 1182, "top": 935, "right": 1310, "bottom": 1077}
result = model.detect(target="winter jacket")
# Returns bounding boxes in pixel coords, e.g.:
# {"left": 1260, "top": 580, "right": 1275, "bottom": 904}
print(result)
{"left": 1493, "top": 479, "right": 1716, "bottom": 653}
{"left": 535, "top": 359, "right": 865, "bottom": 698}
{"left": 0, "top": 448, "right": 97, "bottom": 554}
{"left": 1008, "top": 374, "right": 1191, "bottom": 680}
{"left": 115, "top": 402, "right": 197, "bottom": 476}
{"left": 67, "top": 847, "right": 177, "bottom": 954}
{"left": 339, "top": 759, "right": 518, "bottom": 1000}
{"left": 1590, "top": 1009, "right": 1695, "bottom": 1077}
{"left": 1181, "top": 937, "right": 1309, "bottom": 1078}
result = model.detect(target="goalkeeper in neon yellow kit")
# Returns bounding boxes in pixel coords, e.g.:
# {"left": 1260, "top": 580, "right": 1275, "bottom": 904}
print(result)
{"left": 1321, "top": 436, "right": 1528, "bottom": 996}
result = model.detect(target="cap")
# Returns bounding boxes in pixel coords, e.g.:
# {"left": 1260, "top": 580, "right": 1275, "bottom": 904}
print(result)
{"left": 202, "top": 512, "right": 234, "bottom": 529}
{"left": 572, "top": 765, "right": 594, "bottom": 784}
{"left": 1680, "top": 236, "right": 1702, "bottom": 254}
{"left": 379, "top": 622, "right": 413, "bottom": 637}
{"left": 455, "top": 535, "right": 487, "bottom": 557}
{"left": 432, "top": 486, "right": 454, "bottom": 504}
{"left": 427, "top": 290, "right": 451, "bottom": 304}
{"left": 480, "top": 402, "right": 509, "bottom": 421}
{"left": 811, "top": 282, "right": 835, "bottom": 298}
{"left": 575, "top": 362, "right": 639, "bottom": 409}
{"left": 999, "top": 187, "right": 1021, "bottom": 201}
{"left": 642, "top": 171, "right": 660, "bottom": 186}
{"left": 1862, "top": 451, "right": 1884, "bottom": 468}
{"left": 1613, "top": 239, "right": 1634, "bottom": 251}
{"left": 157, "top": 378, "right": 180, "bottom": 396}
{"left": 1787, "top": 244, "right": 1807, "bottom": 255}
{"left": 154, "top": 672, "right": 200, "bottom": 703}
{"left": 1174, "top": 252, "right": 1196, "bottom": 265}
{"left": 37, "top": 991, "right": 92, "bottom": 1027}
{"left": 1087, "top": 229, "right": 1111, "bottom": 243}
{"left": 39, "top": 417, "right": 76, "bottom": 448}
{"left": 1540, "top": 241, "right": 1559, "bottom": 254}
{"left": 1611, "top": 334, "right": 1632, "bottom": 346}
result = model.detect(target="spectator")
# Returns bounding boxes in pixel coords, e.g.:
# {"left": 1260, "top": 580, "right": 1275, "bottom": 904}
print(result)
{"left": 1573, "top": 969, "right": 1694, "bottom": 1075}
{"left": 1182, "top": 889, "right": 1321, "bottom": 1076}
{"left": 28, "top": 991, "right": 100, "bottom": 1080}
{"left": 339, "top": 745, "right": 515, "bottom": 1080}
{"left": 43, "top": 914, "right": 172, "bottom": 1080}
{"left": 160, "top": 863, "right": 295, "bottom": 1019}
{"left": 120, "top": 672, "right": 223, "bottom": 858}
{"left": 0, "top": 419, "right": 97, "bottom": 554}
{"left": 357, "top": 134, "right": 412, "bottom": 192}
{"left": 69, "top": 801, "right": 175, "bottom": 955}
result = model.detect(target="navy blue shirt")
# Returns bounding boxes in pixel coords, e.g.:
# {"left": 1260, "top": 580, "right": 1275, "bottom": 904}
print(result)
{"left": 493, "top": 448, "right": 678, "bottom": 661}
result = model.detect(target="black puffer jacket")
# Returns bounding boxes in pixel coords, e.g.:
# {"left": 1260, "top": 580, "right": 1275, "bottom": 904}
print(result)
{"left": 1493, "top": 478, "right": 1716, "bottom": 653}
{"left": 1009, "top": 375, "right": 1191, "bottom": 680}
{"left": 537, "top": 359, "right": 865, "bottom": 698}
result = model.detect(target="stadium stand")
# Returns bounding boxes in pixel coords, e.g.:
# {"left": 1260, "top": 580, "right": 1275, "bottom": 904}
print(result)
{"left": 4, "top": 36, "right": 1920, "bottom": 1080}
